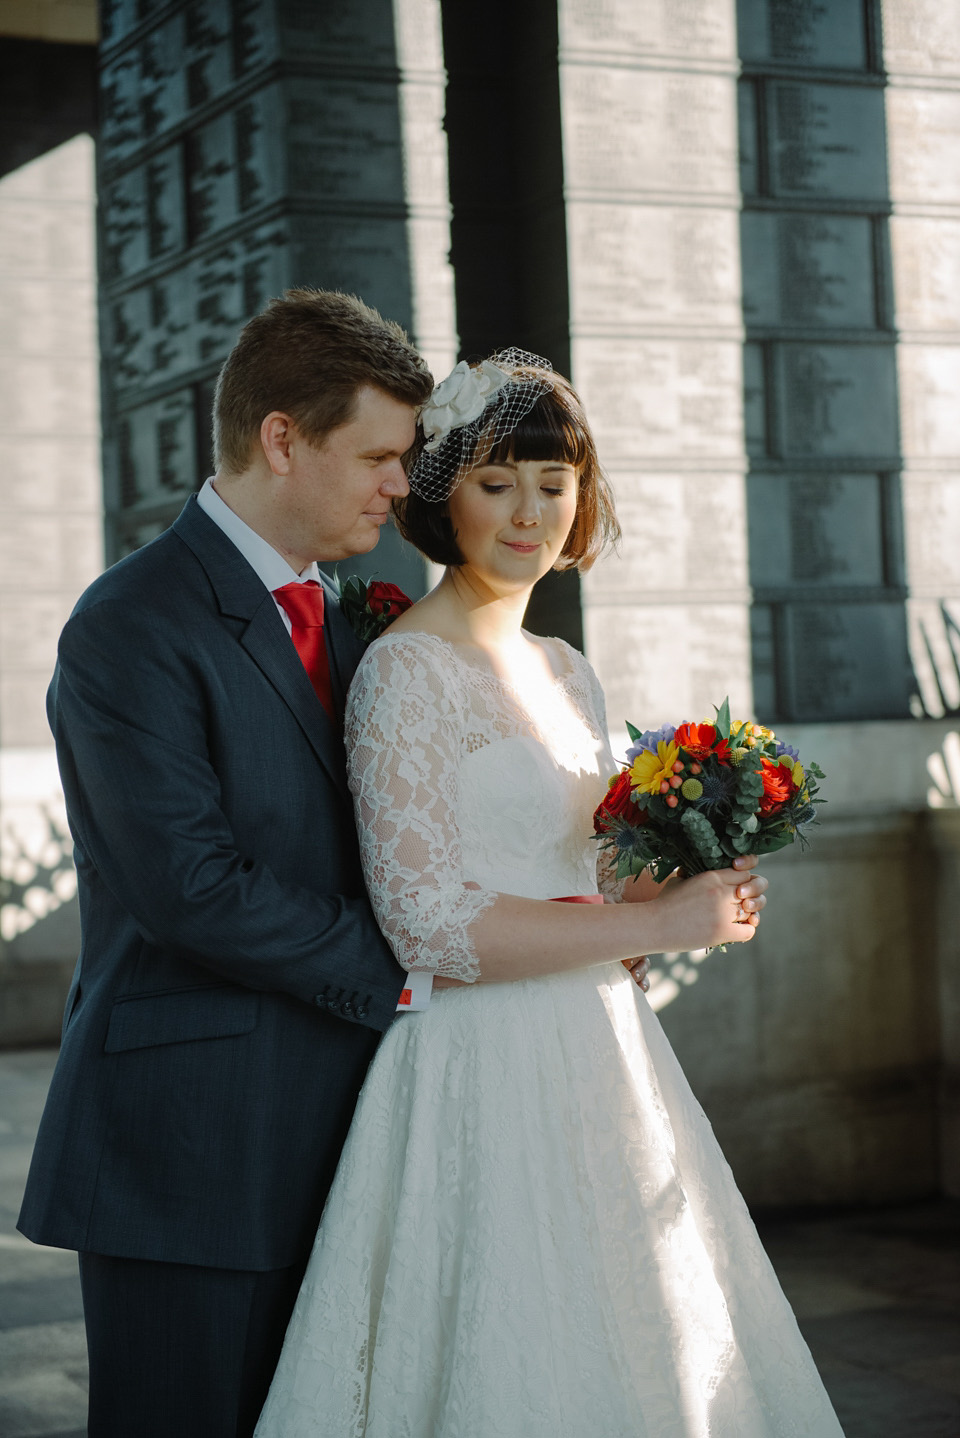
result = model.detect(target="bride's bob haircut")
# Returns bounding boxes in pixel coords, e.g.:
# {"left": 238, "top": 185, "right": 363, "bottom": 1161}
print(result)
{"left": 394, "top": 371, "right": 621, "bottom": 572}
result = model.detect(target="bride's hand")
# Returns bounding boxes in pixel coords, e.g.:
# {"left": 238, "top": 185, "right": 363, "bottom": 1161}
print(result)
{"left": 645, "top": 860, "right": 768, "bottom": 953}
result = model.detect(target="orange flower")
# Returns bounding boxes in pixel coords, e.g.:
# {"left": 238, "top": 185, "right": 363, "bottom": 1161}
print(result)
{"left": 675, "top": 722, "right": 731, "bottom": 765}
{"left": 759, "top": 758, "right": 794, "bottom": 813}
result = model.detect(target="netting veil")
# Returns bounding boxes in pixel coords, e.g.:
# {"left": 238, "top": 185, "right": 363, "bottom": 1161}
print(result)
{"left": 406, "top": 348, "right": 553, "bottom": 502}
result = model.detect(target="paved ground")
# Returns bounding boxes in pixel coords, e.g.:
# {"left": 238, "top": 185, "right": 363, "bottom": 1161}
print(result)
{"left": 1, "top": 1048, "right": 958, "bottom": 1438}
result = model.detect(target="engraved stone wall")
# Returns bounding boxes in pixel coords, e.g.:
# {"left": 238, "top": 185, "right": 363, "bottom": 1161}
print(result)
{"left": 98, "top": 0, "right": 455, "bottom": 594}
{"left": 0, "top": 135, "right": 102, "bottom": 750}
{"left": 738, "top": 0, "right": 914, "bottom": 723}
{"left": 557, "top": 0, "right": 752, "bottom": 724}
{"left": 883, "top": 0, "right": 960, "bottom": 719}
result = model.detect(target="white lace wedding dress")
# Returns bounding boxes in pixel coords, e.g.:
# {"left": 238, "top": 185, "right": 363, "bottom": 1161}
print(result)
{"left": 255, "top": 632, "right": 843, "bottom": 1438}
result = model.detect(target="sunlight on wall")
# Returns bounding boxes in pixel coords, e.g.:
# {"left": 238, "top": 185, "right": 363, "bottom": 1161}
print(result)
{"left": 0, "top": 750, "right": 75, "bottom": 943}
{"left": 927, "top": 730, "right": 960, "bottom": 808}
{"left": 645, "top": 947, "right": 712, "bottom": 1012}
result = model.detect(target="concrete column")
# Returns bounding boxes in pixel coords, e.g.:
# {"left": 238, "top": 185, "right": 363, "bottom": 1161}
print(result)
{"left": 557, "top": 0, "right": 753, "bottom": 724}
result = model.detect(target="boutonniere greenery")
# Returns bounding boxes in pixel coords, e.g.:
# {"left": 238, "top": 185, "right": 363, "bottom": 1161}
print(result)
{"left": 335, "top": 575, "right": 414, "bottom": 643}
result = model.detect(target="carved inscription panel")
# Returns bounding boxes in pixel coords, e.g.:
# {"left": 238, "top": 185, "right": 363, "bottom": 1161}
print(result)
{"left": 747, "top": 474, "right": 886, "bottom": 589}
{"left": 737, "top": 0, "right": 867, "bottom": 68}
{"left": 741, "top": 213, "right": 876, "bottom": 329}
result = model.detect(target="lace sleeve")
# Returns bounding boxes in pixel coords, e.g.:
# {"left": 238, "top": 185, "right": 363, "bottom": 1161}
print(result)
{"left": 565, "top": 644, "right": 628, "bottom": 903}
{"left": 344, "top": 635, "right": 497, "bottom": 981}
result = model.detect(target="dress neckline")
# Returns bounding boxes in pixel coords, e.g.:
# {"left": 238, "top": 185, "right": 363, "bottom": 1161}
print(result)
{"left": 370, "top": 628, "right": 579, "bottom": 692}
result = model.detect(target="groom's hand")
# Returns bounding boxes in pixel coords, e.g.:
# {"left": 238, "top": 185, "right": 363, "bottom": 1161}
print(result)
{"left": 622, "top": 956, "right": 651, "bottom": 990}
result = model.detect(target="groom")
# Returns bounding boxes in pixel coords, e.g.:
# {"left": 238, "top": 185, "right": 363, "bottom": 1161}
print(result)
{"left": 18, "top": 290, "right": 435, "bottom": 1437}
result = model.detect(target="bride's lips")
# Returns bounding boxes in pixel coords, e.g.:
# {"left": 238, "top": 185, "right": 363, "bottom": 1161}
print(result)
{"left": 502, "top": 541, "right": 541, "bottom": 553}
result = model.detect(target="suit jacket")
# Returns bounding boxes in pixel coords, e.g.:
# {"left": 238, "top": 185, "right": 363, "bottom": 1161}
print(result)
{"left": 18, "top": 496, "right": 406, "bottom": 1270}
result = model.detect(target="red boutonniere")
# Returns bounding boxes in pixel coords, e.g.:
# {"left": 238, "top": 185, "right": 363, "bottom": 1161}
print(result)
{"left": 337, "top": 576, "right": 413, "bottom": 642}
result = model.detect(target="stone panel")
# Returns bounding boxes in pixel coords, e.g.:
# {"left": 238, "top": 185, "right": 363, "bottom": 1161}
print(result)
{"left": 559, "top": 0, "right": 736, "bottom": 58}
{"left": 741, "top": 213, "right": 876, "bottom": 329}
{"left": 768, "top": 82, "right": 887, "bottom": 200}
{"left": 890, "top": 217, "right": 960, "bottom": 332}
{"left": 897, "top": 345, "right": 960, "bottom": 460}
{"left": 561, "top": 67, "right": 739, "bottom": 197}
{"left": 902, "top": 474, "right": 960, "bottom": 597}
{"left": 737, "top": 0, "right": 867, "bottom": 69}
{"left": 582, "top": 472, "right": 749, "bottom": 598}
{"left": 782, "top": 601, "right": 914, "bottom": 720}
{"left": 568, "top": 205, "right": 742, "bottom": 330}
{"left": 774, "top": 344, "right": 899, "bottom": 459}
{"left": 880, "top": 0, "right": 960, "bottom": 76}
{"left": 885, "top": 89, "right": 960, "bottom": 205}
{"left": 748, "top": 473, "right": 887, "bottom": 589}
{"left": 584, "top": 601, "right": 753, "bottom": 729}
{"left": 573, "top": 337, "right": 745, "bottom": 462}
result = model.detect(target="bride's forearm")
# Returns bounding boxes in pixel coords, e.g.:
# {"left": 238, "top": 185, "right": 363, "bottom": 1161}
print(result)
{"left": 442, "top": 861, "right": 764, "bottom": 984}
{"left": 468, "top": 892, "right": 670, "bottom": 982}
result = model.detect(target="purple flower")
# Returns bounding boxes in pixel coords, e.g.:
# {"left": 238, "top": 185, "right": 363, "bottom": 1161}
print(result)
{"left": 775, "top": 740, "right": 800, "bottom": 761}
{"left": 625, "top": 723, "right": 677, "bottom": 765}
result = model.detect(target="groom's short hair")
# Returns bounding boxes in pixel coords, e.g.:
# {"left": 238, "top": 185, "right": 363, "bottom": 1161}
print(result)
{"left": 213, "top": 289, "right": 433, "bottom": 475}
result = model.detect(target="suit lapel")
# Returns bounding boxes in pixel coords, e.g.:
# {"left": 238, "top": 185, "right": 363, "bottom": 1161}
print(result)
{"left": 173, "top": 497, "right": 350, "bottom": 796}
{"left": 319, "top": 572, "right": 367, "bottom": 720}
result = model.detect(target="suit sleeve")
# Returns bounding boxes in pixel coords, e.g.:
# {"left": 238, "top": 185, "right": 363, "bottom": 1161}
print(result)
{"left": 51, "top": 595, "right": 405, "bottom": 1031}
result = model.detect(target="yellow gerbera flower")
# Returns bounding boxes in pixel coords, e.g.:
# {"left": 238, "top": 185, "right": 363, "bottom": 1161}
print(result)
{"left": 630, "top": 740, "right": 680, "bottom": 796}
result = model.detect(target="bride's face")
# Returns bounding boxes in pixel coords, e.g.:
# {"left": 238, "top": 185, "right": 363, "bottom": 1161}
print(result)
{"left": 446, "top": 456, "right": 578, "bottom": 592}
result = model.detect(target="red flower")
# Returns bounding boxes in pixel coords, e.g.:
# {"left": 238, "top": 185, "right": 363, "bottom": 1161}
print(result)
{"left": 366, "top": 581, "right": 412, "bottom": 621}
{"left": 759, "top": 758, "right": 793, "bottom": 814}
{"left": 594, "top": 770, "right": 640, "bottom": 834}
{"left": 675, "top": 722, "right": 731, "bottom": 765}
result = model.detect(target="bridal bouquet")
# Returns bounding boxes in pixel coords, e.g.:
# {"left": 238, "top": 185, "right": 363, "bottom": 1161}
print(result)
{"left": 594, "top": 699, "right": 824, "bottom": 883}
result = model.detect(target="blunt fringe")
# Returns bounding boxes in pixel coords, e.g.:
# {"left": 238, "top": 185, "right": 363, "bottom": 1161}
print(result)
{"left": 213, "top": 289, "right": 434, "bottom": 474}
{"left": 393, "top": 369, "right": 620, "bottom": 573}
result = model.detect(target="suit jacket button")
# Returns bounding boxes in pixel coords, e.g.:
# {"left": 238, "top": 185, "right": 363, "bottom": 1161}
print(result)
{"left": 355, "top": 1005, "right": 368, "bottom": 1019}
{"left": 341, "top": 1001, "right": 354, "bottom": 1017}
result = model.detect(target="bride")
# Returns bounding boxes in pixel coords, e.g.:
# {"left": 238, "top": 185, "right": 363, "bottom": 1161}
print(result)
{"left": 255, "top": 353, "right": 843, "bottom": 1436}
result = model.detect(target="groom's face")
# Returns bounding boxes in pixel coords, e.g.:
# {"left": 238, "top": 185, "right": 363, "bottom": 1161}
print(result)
{"left": 281, "top": 386, "right": 417, "bottom": 562}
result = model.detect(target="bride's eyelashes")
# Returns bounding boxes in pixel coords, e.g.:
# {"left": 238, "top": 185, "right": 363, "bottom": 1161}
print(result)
{"left": 479, "top": 482, "right": 570, "bottom": 497}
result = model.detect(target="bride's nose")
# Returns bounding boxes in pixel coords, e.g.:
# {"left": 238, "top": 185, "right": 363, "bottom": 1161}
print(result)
{"left": 512, "top": 488, "right": 541, "bottom": 526}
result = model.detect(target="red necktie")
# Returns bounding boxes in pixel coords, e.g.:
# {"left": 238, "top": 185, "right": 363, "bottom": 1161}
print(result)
{"left": 272, "top": 581, "right": 335, "bottom": 719}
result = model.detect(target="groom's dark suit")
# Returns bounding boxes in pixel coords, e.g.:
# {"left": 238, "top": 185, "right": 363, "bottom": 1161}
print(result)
{"left": 18, "top": 496, "right": 407, "bottom": 1428}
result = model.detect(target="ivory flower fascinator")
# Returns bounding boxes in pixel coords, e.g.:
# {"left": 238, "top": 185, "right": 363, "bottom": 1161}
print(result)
{"left": 406, "top": 348, "right": 553, "bottom": 502}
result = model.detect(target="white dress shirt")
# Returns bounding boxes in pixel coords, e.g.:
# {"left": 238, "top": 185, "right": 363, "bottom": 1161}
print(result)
{"left": 196, "top": 478, "right": 432, "bottom": 1012}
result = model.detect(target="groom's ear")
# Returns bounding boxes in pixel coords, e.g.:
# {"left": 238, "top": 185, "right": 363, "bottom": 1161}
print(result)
{"left": 260, "top": 412, "right": 296, "bottom": 475}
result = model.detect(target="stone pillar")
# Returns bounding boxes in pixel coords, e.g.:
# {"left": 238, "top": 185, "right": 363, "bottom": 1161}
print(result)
{"left": 0, "top": 133, "right": 101, "bottom": 1040}
{"left": 738, "top": 0, "right": 913, "bottom": 723}
{"left": 882, "top": 1, "right": 960, "bottom": 719}
{"left": 97, "top": 0, "right": 455, "bottom": 593}
{"left": 557, "top": 0, "right": 754, "bottom": 726}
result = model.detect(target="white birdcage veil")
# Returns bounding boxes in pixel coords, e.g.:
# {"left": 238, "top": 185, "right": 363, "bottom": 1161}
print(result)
{"left": 406, "top": 348, "right": 554, "bottom": 502}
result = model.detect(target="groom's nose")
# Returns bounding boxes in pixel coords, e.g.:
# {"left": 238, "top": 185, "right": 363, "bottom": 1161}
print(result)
{"left": 379, "top": 460, "right": 410, "bottom": 497}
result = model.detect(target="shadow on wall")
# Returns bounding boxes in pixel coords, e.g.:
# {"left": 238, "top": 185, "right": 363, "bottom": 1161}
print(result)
{"left": 0, "top": 807, "right": 78, "bottom": 1047}
{"left": 912, "top": 601, "right": 960, "bottom": 721}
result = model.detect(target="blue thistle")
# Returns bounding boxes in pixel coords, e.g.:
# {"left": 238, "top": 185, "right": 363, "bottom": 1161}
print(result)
{"left": 692, "top": 764, "right": 738, "bottom": 810}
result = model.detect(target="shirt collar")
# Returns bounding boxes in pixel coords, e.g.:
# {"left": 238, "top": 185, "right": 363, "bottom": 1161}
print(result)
{"left": 197, "top": 477, "right": 321, "bottom": 591}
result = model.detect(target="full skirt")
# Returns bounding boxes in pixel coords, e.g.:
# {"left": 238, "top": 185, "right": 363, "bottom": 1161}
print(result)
{"left": 255, "top": 965, "right": 844, "bottom": 1438}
